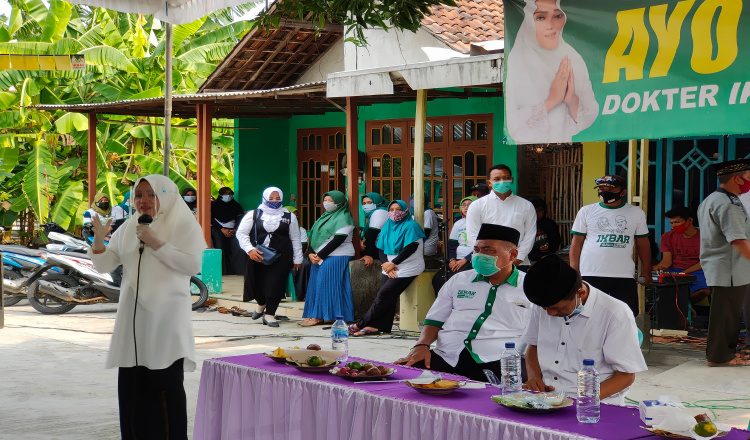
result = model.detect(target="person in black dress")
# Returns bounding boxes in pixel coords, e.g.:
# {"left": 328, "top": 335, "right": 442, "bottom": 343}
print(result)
{"left": 210, "top": 187, "right": 245, "bottom": 275}
{"left": 236, "top": 187, "right": 303, "bottom": 327}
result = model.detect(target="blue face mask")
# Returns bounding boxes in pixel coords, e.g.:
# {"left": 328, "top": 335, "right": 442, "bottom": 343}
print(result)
{"left": 221, "top": 195, "right": 233, "bottom": 202}
{"left": 493, "top": 180, "right": 513, "bottom": 194}
{"left": 362, "top": 204, "right": 377, "bottom": 214}
{"left": 183, "top": 196, "right": 196, "bottom": 203}
{"left": 266, "top": 200, "right": 282, "bottom": 209}
{"left": 564, "top": 295, "right": 585, "bottom": 320}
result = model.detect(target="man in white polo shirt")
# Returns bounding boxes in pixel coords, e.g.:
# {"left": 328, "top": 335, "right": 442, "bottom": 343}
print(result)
{"left": 522, "top": 255, "right": 647, "bottom": 405}
{"left": 395, "top": 224, "right": 531, "bottom": 382}
{"left": 465, "top": 164, "right": 537, "bottom": 267}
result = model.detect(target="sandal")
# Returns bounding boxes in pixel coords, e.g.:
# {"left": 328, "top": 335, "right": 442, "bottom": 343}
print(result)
{"left": 299, "top": 318, "right": 324, "bottom": 327}
{"left": 351, "top": 328, "right": 381, "bottom": 337}
{"left": 217, "top": 307, "right": 230, "bottom": 314}
{"left": 707, "top": 356, "right": 750, "bottom": 367}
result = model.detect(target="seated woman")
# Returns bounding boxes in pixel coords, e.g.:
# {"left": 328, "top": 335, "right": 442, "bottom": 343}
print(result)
{"left": 350, "top": 200, "right": 426, "bottom": 336}
{"left": 84, "top": 193, "right": 113, "bottom": 225}
{"left": 300, "top": 191, "right": 355, "bottom": 326}
{"left": 432, "top": 196, "right": 477, "bottom": 294}
{"left": 111, "top": 191, "right": 131, "bottom": 221}
{"left": 359, "top": 192, "right": 388, "bottom": 268}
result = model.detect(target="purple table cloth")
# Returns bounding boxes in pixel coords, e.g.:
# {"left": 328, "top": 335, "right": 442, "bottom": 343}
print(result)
{"left": 193, "top": 354, "right": 748, "bottom": 440}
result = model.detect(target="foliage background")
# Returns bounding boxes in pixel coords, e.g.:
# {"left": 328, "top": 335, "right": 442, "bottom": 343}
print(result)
{"left": 0, "top": 0, "right": 258, "bottom": 234}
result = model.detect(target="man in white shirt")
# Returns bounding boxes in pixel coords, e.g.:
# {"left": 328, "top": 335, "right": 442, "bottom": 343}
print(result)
{"left": 465, "top": 164, "right": 537, "bottom": 267}
{"left": 569, "top": 175, "right": 651, "bottom": 317}
{"left": 395, "top": 224, "right": 532, "bottom": 382}
{"left": 521, "top": 255, "right": 647, "bottom": 405}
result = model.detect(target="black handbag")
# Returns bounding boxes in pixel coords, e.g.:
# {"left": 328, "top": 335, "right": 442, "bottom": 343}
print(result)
{"left": 254, "top": 210, "right": 281, "bottom": 265}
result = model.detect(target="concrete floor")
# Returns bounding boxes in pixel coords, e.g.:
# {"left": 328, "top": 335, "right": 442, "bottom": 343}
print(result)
{"left": 2, "top": 289, "right": 750, "bottom": 439}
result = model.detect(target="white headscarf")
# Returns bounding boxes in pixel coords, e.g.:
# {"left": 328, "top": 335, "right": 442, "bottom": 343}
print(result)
{"left": 120, "top": 174, "right": 206, "bottom": 286}
{"left": 505, "top": 0, "right": 599, "bottom": 143}
{"left": 258, "top": 186, "right": 286, "bottom": 231}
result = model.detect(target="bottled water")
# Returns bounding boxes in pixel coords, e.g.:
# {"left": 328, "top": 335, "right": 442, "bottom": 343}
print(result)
{"left": 500, "top": 342, "right": 522, "bottom": 393}
{"left": 331, "top": 316, "right": 349, "bottom": 363}
{"left": 577, "top": 359, "right": 600, "bottom": 423}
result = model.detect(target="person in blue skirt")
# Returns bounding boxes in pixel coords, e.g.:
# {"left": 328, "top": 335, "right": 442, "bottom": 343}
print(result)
{"left": 300, "top": 191, "right": 355, "bottom": 326}
{"left": 349, "top": 200, "right": 426, "bottom": 336}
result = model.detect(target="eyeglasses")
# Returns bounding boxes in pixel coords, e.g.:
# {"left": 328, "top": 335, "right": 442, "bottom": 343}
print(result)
{"left": 595, "top": 176, "right": 624, "bottom": 187}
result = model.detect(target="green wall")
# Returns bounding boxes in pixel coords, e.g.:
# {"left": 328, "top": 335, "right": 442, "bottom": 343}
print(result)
{"left": 234, "top": 95, "right": 515, "bottom": 204}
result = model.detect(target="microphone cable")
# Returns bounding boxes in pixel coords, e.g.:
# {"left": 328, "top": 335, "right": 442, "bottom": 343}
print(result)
{"left": 133, "top": 244, "right": 144, "bottom": 367}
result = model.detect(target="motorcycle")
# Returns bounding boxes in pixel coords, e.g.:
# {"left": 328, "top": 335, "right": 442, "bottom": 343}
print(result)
{"left": 1, "top": 245, "right": 62, "bottom": 306}
{"left": 28, "top": 251, "right": 210, "bottom": 315}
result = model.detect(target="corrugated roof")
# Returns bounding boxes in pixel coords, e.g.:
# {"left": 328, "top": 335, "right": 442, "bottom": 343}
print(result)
{"left": 422, "top": 0, "right": 504, "bottom": 54}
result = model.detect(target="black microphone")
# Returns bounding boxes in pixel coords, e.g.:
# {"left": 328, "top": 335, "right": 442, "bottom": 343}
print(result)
{"left": 138, "top": 214, "right": 153, "bottom": 252}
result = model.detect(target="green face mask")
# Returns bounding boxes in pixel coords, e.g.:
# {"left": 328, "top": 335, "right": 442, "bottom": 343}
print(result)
{"left": 472, "top": 253, "right": 501, "bottom": 277}
{"left": 493, "top": 180, "right": 513, "bottom": 194}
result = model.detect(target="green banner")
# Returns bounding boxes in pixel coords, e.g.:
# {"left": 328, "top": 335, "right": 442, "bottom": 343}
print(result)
{"left": 503, "top": 0, "right": 749, "bottom": 144}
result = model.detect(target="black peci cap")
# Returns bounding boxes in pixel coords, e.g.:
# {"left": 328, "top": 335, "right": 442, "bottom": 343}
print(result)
{"left": 523, "top": 255, "right": 579, "bottom": 307}
{"left": 713, "top": 159, "right": 750, "bottom": 176}
{"left": 476, "top": 224, "right": 520, "bottom": 246}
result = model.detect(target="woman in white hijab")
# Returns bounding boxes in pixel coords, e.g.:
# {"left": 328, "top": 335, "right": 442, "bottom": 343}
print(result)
{"left": 90, "top": 174, "right": 205, "bottom": 440}
{"left": 506, "top": 0, "right": 599, "bottom": 144}
{"left": 236, "top": 186, "right": 303, "bottom": 327}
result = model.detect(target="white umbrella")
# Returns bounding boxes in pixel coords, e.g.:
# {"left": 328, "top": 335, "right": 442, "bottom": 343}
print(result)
{"left": 67, "top": 0, "right": 253, "bottom": 174}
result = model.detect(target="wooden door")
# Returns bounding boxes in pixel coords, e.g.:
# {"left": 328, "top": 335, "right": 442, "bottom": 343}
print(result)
{"left": 297, "top": 127, "right": 346, "bottom": 230}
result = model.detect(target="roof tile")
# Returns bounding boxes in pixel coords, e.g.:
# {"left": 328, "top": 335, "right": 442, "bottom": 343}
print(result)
{"left": 421, "top": 0, "right": 505, "bottom": 54}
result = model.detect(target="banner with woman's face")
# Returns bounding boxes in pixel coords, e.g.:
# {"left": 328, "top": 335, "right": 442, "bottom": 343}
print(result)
{"left": 503, "top": 0, "right": 750, "bottom": 144}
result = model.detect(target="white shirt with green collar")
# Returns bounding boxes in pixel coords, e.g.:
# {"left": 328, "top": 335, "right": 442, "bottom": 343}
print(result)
{"left": 424, "top": 267, "right": 532, "bottom": 367}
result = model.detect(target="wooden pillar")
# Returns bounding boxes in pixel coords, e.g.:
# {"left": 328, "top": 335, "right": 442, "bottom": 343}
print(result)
{"left": 627, "top": 139, "right": 650, "bottom": 316}
{"left": 87, "top": 113, "right": 97, "bottom": 204}
{"left": 413, "top": 90, "right": 428, "bottom": 228}
{"left": 346, "top": 97, "right": 361, "bottom": 258}
{"left": 196, "top": 104, "right": 212, "bottom": 246}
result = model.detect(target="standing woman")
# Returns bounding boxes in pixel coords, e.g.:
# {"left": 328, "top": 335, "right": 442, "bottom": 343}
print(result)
{"left": 181, "top": 187, "right": 198, "bottom": 216}
{"left": 210, "top": 187, "right": 245, "bottom": 275}
{"left": 236, "top": 188, "right": 302, "bottom": 327}
{"left": 350, "top": 200, "right": 426, "bottom": 336}
{"left": 89, "top": 174, "right": 205, "bottom": 439}
{"left": 285, "top": 206, "right": 311, "bottom": 301}
{"left": 300, "top": 191, "right": 355, "bottom": 326}
{"left": 432, "top": 196, "right": 477, "bottom": 294}
{"left": 360, "top": 192, "right": 389, "bottom": 267}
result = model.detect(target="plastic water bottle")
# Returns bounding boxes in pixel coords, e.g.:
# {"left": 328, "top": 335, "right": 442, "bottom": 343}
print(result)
{"left": 331, "top": 316, "right": 349, "bottom": 363}
{"left": 500, "top": 342, "right": 522, "bottom": 393}
{"left": 577, "top": 359, "right": 600, "bottom": 423}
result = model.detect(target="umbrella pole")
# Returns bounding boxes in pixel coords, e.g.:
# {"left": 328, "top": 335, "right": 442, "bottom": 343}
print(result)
{"left": 163, "top": 22, "right": 173, "bottom": 176}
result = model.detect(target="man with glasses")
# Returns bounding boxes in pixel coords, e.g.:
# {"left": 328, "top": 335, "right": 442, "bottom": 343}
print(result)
{"left": 569, "top": 175, "right": 651, "bottom": 317}
{"left": 521, "top": 255, "right": 647, "bottom": 405}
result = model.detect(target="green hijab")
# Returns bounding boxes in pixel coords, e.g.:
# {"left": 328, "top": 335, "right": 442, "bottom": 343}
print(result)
{"left": 361, "top": 192, "right": 388, "bottom": 239}
{"left": 310, "top": 191, "right": 355, "bottom": 250}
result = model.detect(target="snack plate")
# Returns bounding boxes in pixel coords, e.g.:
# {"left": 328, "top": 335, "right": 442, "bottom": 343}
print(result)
{"left": 491, "top": 394, "right": 574, "bottom": 413}
{"left": 263, "top": 353, "right": 289, "bottom": 364}
{"left": 286, "top": 360, "right": 340, "bottom": 373}
{"left": 643, "top": 427, "right": 729, "bottom": 439}
{"left": 329, "top": 367, "right": 396, "bottom": 381}
{"left": 405, "top": 380, "right": 465, "bottom": 395}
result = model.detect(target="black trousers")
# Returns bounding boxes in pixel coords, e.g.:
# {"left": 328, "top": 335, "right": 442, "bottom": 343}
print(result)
{"left": 583, "top": 276, "right": 638, "bottom": 317}
{"left": 356, "top": 275, "right": 416, "bottom": 333}
{"left": 118, "top": 358, "right": 187, "bottom": 440}
{"left": 707, "top": 285, "right": 747, "bottom": 363}
{"left": 409, "top": 348, "right": 527, "bottom": 383}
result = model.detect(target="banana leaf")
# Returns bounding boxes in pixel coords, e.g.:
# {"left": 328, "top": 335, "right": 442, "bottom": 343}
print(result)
{"left": 22, "top": 141, "right": 58, "bottom": 223}
{"left": 49, "top": 180, "right": 84, "bottom": 229}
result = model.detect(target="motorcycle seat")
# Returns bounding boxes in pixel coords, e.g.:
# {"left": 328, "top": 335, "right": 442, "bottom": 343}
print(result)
{"left": 0, "top": 245, "right": 45, "bottom": 258}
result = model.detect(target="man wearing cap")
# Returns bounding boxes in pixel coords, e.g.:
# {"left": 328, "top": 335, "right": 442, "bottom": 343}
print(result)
{"left": 469, "top": 183, "right": 490, "bottom": 198}
{"left": 698, "top": 159, "right": 750, "bottom": 366}
{"left": 522, "top": 255, "right": 647, "bottom": 405}
{"left": 395, "top": 224, "right": 532, "bottom": 382}
{"left": 466, "top": 164, "right": 537, "bottom": 267}
{"left": 569, "top": 175, "right": 651, "bottom": 317}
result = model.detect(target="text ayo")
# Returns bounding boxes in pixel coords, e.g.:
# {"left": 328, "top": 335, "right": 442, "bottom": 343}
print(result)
{"left": 603, "top": 0, "right": 741, "bottom": 83}
{"left": 596, "top": 234, "right": 630, "bottom": 243}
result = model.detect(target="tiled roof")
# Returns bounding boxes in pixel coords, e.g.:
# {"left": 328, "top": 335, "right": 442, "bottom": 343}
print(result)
{"left": 422, "top": 0, "right": 504, "bottom": 54}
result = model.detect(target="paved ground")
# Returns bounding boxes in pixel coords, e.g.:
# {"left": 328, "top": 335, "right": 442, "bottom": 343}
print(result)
{"left": 2, "top": 297, "right": 750, "bottom": 439}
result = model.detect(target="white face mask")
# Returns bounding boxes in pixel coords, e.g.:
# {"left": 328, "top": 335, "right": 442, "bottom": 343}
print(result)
{"left": 221, "top": 195, "right": 233, "bottom": 202}
{"left": 323, "top": 202, "right": 338, "bottom": 212}
{"left": 183, "top": 196, "right": 196, "bottom": 203}
{"left": 563, "top": 294, "right": 585, "bottom": 321}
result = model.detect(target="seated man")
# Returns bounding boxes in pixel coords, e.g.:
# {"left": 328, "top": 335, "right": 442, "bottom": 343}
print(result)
{"left": 522, "top": 255, "right": 647, "bottom": 405}
{"left": 395, "top": 224, "right": 531, "bottom": 382}
{"left": 653, "top": 206, "right": 711, "bottom": 304}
